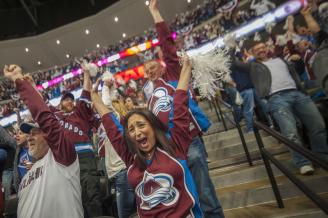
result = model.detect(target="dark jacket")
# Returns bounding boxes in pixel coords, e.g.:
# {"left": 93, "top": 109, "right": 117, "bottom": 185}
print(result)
{"left": 0, "top": 126, "right": 16, "bottom": 171}
{"left": 230, "top": 49, "right": 304, "bottom": 98}
{"left": 313, "top": 31, "right": 328, "bottom": 94}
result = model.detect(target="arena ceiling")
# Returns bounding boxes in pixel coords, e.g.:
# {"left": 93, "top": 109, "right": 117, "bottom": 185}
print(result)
{"left": 0, "top": 0, "right": 203, "bottom": 73}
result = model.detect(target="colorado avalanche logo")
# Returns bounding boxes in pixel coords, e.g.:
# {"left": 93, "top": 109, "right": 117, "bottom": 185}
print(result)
{"left": 135, "top": 172, "right": 179, "bottom": 210}
{"left": 152, "top": 88, "right": 173, "bottom": 116}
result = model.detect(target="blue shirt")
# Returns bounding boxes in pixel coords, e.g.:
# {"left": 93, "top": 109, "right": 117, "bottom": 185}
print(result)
{"left": 18, "top": 147, "right": 32, "bottom": 179}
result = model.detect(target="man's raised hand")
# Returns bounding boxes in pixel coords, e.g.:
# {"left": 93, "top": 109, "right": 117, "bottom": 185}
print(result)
{"left": 149, "top": 0, "right": 158, "bottom": 12}
{"left": 3, "top": 65, "right": 24, "bottom": 82}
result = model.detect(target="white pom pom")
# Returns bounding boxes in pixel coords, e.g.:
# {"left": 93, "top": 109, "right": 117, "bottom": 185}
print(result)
{"left": 80, "top": 59, "right": 98, "bottom": 77}
{"left": 253, "top": 32, "right": 261, "bottom": 42}
{"left": 86, "top": 63, "right": 98, "bottom": 77}
{"left": 276, "top": 34, "right": 287, "bottom": 46}
{"left": 180, "top": 49, "right": 231, "bottom": 99}
{"left": 102, "top": 71, "right": 115, "bottom": 82}
{"left": 223, "top": 33, "right": 237, "bottom": 48}
{"left": 129, "top": 79, "right": 137, "bottom": 90}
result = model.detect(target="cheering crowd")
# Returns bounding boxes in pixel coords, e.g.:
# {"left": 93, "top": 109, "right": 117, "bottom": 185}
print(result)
{"left": 1, "top": 0, "right": 328, "bottom": 217}
{"left": 0, "top": 0, "right": 255, "bottom": 116}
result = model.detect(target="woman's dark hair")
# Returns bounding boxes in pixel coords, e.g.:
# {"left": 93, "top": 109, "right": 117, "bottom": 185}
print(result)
{"left": 122, "top": 108, "right": 176, "bottom": 170}
{"left": 124, "top": 96, "right": 137, "bottom": 106}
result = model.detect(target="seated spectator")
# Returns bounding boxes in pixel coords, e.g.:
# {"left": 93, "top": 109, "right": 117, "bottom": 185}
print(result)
{"left": 230, "top": 36, "right": 328, "bottom": 175}
{"left": 303, "top": 5, "right": 328, "bottom": 95}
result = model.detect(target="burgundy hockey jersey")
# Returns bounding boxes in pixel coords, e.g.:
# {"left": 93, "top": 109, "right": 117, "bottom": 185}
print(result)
{"left": 49, "top": 90, "right": 95, "bottom": 153}
{"left": 102, "top": 90, "right": 202, "bottom": 218}
{"left": 147, "top": 22, "right": 211, "bottom": 138}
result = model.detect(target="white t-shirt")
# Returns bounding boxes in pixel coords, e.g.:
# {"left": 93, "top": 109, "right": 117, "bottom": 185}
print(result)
{"left": 104, "top": 137, "right": 127, "bottom": 178}
{"left": 263, "top": 58, "right": 297, "bottom": 94}
{"left": 18, "top": 149, "right": 83, "bottom": 218}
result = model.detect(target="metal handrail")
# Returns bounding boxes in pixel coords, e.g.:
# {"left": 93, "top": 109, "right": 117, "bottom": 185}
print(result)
{"left": 254, "top": 120, "right": 328, "bottom": 214}
{"left": 255, "top": 121, "right": 328, "bottom": 170}
{"left": 216, "top": 97, "right": 253, "bottom": 166}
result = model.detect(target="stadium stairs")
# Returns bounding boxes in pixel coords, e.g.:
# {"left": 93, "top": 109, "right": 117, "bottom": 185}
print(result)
{"left": 198, "top": 100, "right": 328, "bottom": 218}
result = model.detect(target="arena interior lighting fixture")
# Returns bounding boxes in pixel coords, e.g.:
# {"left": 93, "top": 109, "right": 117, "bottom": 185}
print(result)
{"left": 66, "top": 54, "right": 70, "bottom": 58}
{"left": 85, "top": 29, "right": 90, "bottom": 35}
{"left": 114, "top": 17, "right": 119, "bottom": 22}
{"left": 122, "top": 33, "right": 127, "bottom": 38}
{"left": 97, "top": 44, "right": 100, "bottom": 48}
{"left": 37, "top": 61, "right": 41, "bottom": 65}
{"left": 56, "top": 40, "right": 60, "bottom": 45}
{"left": 0, "top": 0, "right": 307, "bottom": 127}
{"left": 25, "top": 48, "right": 29, "bottom": 52}
{"left": 145, "top": 1, "right": 150, "bottom": 6}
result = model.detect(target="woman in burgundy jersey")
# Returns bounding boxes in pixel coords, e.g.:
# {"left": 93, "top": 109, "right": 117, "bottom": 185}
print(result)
{"left": 91, "top": 58, "right": 203, "bottom": 218}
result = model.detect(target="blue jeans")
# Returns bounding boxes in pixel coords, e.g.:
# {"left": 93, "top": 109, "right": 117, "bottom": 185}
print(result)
{"left": 115, "top": 170, "right": 135, "bottom": 218}
{"left": 2, "top": 170, "right": 13, "bottom": 201}
{"left": 187, "top": 136, "right": 224, "bottom": 218}
{"left": 268, "top": 90, "right": 328, "bottom": 167}
{"left": 240, "top": 88, "right": 255, "bottom": 132}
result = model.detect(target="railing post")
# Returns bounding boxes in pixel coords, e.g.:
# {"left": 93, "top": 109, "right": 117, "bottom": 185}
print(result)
{"left": 254, "top": 126, "right": 284, "bottom": 208}
{"left": 212, "top": 97, "right": 228, "bottom": 131}
{"left": 231, "top": 108, "right": 253, "bottom": 166}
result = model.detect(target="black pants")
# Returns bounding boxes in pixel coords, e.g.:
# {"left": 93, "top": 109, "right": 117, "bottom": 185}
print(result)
{"left": 78, "top": 152, "right": 104, "bottom": 218}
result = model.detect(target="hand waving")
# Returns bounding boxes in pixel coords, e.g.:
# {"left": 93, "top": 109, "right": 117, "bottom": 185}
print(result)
{"left": 3, "top": 65, "right": 24, "bottom": 82}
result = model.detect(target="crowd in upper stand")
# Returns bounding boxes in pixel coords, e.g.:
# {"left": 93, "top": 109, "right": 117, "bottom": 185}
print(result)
{"left": 1, "top": 0, "right": 259, "bottom": 117}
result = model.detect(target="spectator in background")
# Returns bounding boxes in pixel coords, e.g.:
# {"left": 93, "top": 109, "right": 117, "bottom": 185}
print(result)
{"left": 303, "top": 4, "right": 328, "bottom": 94}
{"left": 124, "top": 97, "right": 137, "bottom": 111}
{"left": 0, "top": 125, "right": 16, "bottom": 201}
{"left": 13, "top": 109, "right": 32, "bottom": 192}
{"left": 230, "top": 31, "right": 328, "bottom": 175}
{"left": 97, "top": 81, "right": 136, "bottom": 218}
{"left": 250, "top": 0, "right": 276, "bottom": 16}
{"left": 47, "top": 67, "right": 104, "bottom": 218}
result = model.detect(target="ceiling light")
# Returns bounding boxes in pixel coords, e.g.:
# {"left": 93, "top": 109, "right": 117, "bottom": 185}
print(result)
{"left": 25, "top": 48, "right": 29, "bottom": 52}
{"left": 187, "top": 0, "right": 191, "bottom": 3}
{"left": 114, "top": 17, "right": 119, "bottom": 22}
{"left": 85, "top": 29, "right": 90, "bottom": 35}
{"left": 37, "top": 61, "right": 41, "bottom": 65}
{"left": 122, "top": 33, "right": 126, "bottom": 38}
{"left": 56, "top": 40, "right": 60, "bottom": 45}
{"left": 96, "top": 44, "right": 100, "bottom": 48}
{"left": 145, "top": 1, "right": 150, "bottom": 6}
{"left": 66, "top": 54, "right": 70, "bottom": 58}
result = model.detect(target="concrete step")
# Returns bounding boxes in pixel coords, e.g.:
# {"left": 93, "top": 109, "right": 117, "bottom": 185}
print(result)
{"left": 206, "top": 136, "right": 280, "bottom": 161}
{"left": 202, "top": 128, "right": 254, "bottom": 143}
{"left": 217, "top": 171, "right": 328, "bottom": 209}
{"left": 204, "top": 131, "right": 275, "bottom": 152}
{"left": 204, "top": 122, "right": 236, "bottom": 135}
{"left": 223, "top": 193, "right": 328, "bottom": 218}
{"left": 208, "top": 143, "right": 288, "bottom": 170}
{"left": 210, "top": 158, "right": 295, "bottom": 189}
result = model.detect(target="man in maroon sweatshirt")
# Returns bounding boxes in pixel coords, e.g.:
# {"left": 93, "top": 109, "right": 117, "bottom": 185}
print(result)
{"left": 46, "top": 68, "right": 103, "bottom": 218}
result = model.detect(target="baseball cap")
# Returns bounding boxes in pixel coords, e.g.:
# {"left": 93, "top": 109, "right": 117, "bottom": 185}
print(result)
{"left": 60, "top": 92, "right": 75, "bottom": 102}
{"left": 20, "top": 122, "right": 40, "bottom": 134}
